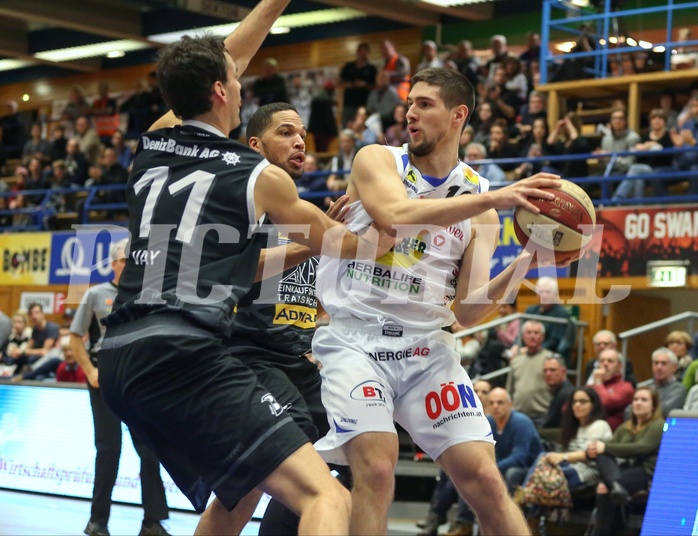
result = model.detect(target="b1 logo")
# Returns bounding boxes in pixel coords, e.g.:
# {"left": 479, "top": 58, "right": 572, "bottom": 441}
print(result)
{"left": 425, "top": 382, "right": 477, "bottom": 419}
{"left": 350, "top": 380, "right": 386, "bottom": 403}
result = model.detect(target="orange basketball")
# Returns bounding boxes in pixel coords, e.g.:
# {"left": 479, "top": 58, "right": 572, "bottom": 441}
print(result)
{"left": 513, "top": 179, "right": 596, "bottom": 262}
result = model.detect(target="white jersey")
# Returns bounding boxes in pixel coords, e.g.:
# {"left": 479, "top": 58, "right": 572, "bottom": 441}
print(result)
{"left": 316, "top": 144, "right": 489, "bottom": 332}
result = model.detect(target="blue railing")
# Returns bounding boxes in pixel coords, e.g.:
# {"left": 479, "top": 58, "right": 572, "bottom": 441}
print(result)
{"left": 1, "top": 143, "right": 697, "bottom": 231}
{"left": 541, "top": 0, "right": 698, "bottom": 84}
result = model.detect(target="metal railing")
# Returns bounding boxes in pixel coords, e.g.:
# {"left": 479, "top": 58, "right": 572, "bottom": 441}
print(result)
{"left": 453, "top": 312, "right": 588, "bottom": 386}
{"left": 619, "top": 311, "right": 698, "bottom": 384}
{"left": 541, "top": 0, "right": 698, "bottom": 83}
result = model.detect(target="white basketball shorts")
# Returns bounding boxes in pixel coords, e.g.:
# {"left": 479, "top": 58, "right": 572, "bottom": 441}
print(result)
{"left": 312, "top": 318, "right": 494, "bottom": 465}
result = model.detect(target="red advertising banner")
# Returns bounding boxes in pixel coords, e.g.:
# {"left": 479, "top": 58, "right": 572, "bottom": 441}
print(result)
{"left": 577, "top": 205, "right": 698, "bottom": 278}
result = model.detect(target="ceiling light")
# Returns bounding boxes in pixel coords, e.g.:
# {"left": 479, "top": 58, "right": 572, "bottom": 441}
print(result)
{"left": 270, "top": 26, "right": 290, "bottom": 35}
{"left": 35, "top": 40, "right": 149, "bottom": 62}
{"left": 626, "top": 37, "right": 637, "bottom": 47}
{"left": 639, "top": 40, "right": 653, "bottom": 49}
{"left": 22, "top": 94, "right": 30, "bottom": 102}
{"left": 149, "top": 8, "right": 364, "bottom": 44}
{"left": 655, "top": 46, "right": 666, "bottom": 53}
{"left": 106, "top": 50, "right": 126, "bottom": 58}
{"left": 556, "top": 41, "right": 576, "bottom": 53}
{"left": 0, "top": 59, "right": 34, "bottom": 71}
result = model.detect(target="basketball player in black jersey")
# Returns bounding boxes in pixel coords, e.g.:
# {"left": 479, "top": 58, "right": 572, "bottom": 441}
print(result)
{"left": 226, "top": 102, "right": 349, "bottom": 535}
{"left": 96, "top": 1, "right": 392, "bottom": 534}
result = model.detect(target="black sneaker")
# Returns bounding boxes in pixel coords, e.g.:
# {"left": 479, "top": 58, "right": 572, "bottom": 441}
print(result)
{"left": 84, "top": 521, "right": 110, "bottom": 536}
{"left": 610, "top": 482, "right": 632, "bottom": 505}
{"left": 139, "top": 521, "right": 171, "bottom": 536}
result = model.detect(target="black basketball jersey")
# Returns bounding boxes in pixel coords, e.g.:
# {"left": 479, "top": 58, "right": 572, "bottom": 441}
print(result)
{"left": 111, "top": 121, "right": 269, "bottom": 335}
{"left": 227, "top": 221, "right": 318, "bottom": 356}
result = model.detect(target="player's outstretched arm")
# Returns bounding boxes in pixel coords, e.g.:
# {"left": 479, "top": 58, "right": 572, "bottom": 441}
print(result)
{"left": 255, "top": 165, "right": 394, "bottom": 259}
{"left": 224, "top": 0, "right": 291, "bottom": 76}
{"left": 350, "top": 145, "right": 562, "bottom": 230}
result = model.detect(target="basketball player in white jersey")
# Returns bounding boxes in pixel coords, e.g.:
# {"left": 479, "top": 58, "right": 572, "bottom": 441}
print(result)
{"left": 313, "top": 68, "right": 562, "bottom": 535}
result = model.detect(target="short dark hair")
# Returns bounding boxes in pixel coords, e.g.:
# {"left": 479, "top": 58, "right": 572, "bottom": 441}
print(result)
{"left": 411, "top": 68, "right": 475, "bottom": 123}
{"left": 157, "top": 34, "right": 228, "bottom": 120}
{"left": 246, "top": 102, "right": 298, "bottom": 140}
{"left": 28, "top": 302, "right": 43, "bottom": 313}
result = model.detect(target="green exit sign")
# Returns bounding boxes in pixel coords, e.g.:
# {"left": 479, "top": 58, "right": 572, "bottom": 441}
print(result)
{"left": 647, "top": 262, "right": 688, "bottom": 288}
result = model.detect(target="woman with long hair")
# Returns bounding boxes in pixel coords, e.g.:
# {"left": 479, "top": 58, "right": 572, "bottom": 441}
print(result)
{"left": 520, "top": 387, "right": 612, "bottom": 495}
{"left": 587, "top": 387, "right": 664, "bottom": 536}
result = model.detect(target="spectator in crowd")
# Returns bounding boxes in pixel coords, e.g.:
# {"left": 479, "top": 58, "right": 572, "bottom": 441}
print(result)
{"left": 144, "top": 71, "right": 166, "bottom": 128}
{"left": 540, "top": 354, "right": 575, "bottom": 430}
{"left": 307, "top": 80, "right": 338, "bottom": 153}
{"left": 587, "top": 387, "right": 664, "bottom": 536}
{"left": 340, "top": 43, "right": 377, "bottom": 128}
{"left": 325, "top": 129, "right": 357, "bottom": 194}
{"left": 494, "top": 300, "right": 520, "bottom": 349}
{"left": 295, "top": 152, "right": 327, "bottom": 209}
{"left": 74, "top": 116, "right": 103, "bottom": 165}
{"left": 664, "top": 330, "right": 693, "bottom": 379}
{"left": 463, "top": 142, "right": 506, "bottom": 183}
{"left": 91, "top": 82, "right": 119, "bottom": 144}
{"left": 669, "top": 96, "right": 698, "bottom": 195}
{"left": 457, "top": 125, "right": 474, "bottom": 160}
{"left": 507, "top": 320, "right": 554, "bottom": 425}
{"left": 471, "top": 102, "right": 496, "bottom": 145}
{"left": 512, "top": 118, "right": 552, "bottom": 179}
{"left": 380, "top": 40, "right": 411, "bottom": 101}
{"left": 546, "top": 112, "right": 591, "bottom": 185}
{"left": 683, "top": 345, "right": 698, "bottom": 394}
{"left": 55, "top": 338, "right": 86, "bottom": 383}
{"left": 253, "top": 58, "right": 289, "bottom": 106}
{"left": 44, "top": 160, "right": 73, "bottom": 219}
{"left": 594, "top": 107, "right": 641, "bottom": 182}
{"left": 109, "top": 130, "right": 133, "bottom": 171}
{"left": 646, "top": 347, "right": 686, "bottom": 417}
{"left": 658, "top": 91, "right": 679, "bottom": 129}
{"left": 487, "top": 119, "right": 519, "bottom": 172}
{"left": 585, "top": 329, "right": 637, "bottom": 386}
{"left": 502, "top": 57, "right": 528, "bottom": 104}
{"left": 120, "top": 79, "right": 151, "bottom": 139}
{"left": 417, "top": 40, "right": 444, "bottom": 72}
{"left": 7, "top": 303, "right": 59, "bottom": 374}
{"left": 50, "top": 124, "right": 68, "bottom": 161}
{"left": 519, "top": 32, "right": 541, "bottom": 71}
{"left": 366, "top": 70, "right": 403, "bottom": 132}
{"left": 64, "top": 137, "right": 90, "bottom": 186}
{"left": 513, "top": 91, "right": 547, "bottom": 141}
{"left": 0, "top": 100, "right": 23, "bottom": 158}
{"left": 62, "top": 86, "right": 91, "bottom": 126}
{"left": 484, "top": 34, "right": 516, "bottom": 83}
{"left": 24, "top": 156, "right": 50, "bottom": 206}
{"left": 384, "top": 103, "right": 409, "bottom": 147}
{"left": 3, "top": 310, "right": 31, "bottom": 366}
{"left": 86, "top": 147, "right": 129, "bottom": 215}
{"left": 613, "top": 108, "right": 674, "bottom": 200}
{"left": 591, "top": 348, "right": 634, "bottom": 431}
{"left": 288, "top": 74, "right": 312, "bottom": 127}
{"left": 22, "top": 123, "right": 52, "bottom": 166}
{"left": 483, "top": 67, "right": 519, "bottom": 124}
{"left": 525, "top": 276, "right": 575, "bottom": 364}
{"left": 448, "top": 388, "right": 541, "bottom": 536}
{"left": 453, "top": 40, "right": 481, "bottom": 90}
{"left": 347, "top": 106, "right": 379, "bottom": 149}
{"left": 519, "top": 387, "right": 612, "bottom": 503}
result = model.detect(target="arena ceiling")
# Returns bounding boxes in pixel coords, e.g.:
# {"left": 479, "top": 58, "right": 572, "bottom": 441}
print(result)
{"left": 0, "top": 0, "right": 524, "bottom": 77}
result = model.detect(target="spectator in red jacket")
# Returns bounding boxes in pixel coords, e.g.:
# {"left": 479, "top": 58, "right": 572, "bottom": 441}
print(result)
{"left": 592, "top": 348, "right": 634, "bottom": 431}
{"left": 56, "top": 339, "right": 86, "bottom": 383}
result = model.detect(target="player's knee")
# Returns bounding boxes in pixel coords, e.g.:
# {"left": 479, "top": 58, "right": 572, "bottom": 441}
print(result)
{"left": 354, "top": 457, "right": 395, "bottom": 494}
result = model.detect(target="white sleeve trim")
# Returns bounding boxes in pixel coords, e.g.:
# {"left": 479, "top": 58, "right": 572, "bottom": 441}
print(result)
{"left": 247, "top": 158, "right": 270, "bottom": 233}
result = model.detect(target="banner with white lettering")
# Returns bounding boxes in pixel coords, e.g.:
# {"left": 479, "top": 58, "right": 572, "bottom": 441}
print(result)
{"left": 49, "top": 229, "right": 129, "bottom": 285}
{"left": 576, "top": 205, "right": 698, "bottom": 277}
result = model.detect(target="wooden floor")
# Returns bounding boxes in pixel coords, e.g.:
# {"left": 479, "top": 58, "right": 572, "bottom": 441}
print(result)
{"left": 0, "top": 489, "right": 427, "bottom": 535}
